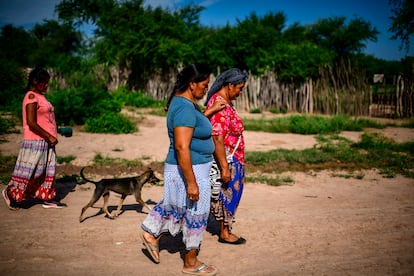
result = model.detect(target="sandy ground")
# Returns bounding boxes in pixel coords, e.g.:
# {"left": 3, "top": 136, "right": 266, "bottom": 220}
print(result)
{"left": 0, "top": 113, "right": 413, "bottom": 275}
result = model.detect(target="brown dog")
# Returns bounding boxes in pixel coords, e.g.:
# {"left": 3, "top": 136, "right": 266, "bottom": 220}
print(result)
{"left": 79, "top": 167, "right": 160, "bottom": 222}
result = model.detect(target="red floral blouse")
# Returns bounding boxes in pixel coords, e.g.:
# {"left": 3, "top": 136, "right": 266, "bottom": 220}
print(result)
{"left": 206, "top": 94, "right": 245, "bottom": 165}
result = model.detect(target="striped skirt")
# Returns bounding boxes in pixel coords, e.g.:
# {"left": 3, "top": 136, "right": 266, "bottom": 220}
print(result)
{"left": 141, "top": 162, "right": 212, "bottom": 250}
{"left": 6, "top": 140, "right": 56, "bottom": 202}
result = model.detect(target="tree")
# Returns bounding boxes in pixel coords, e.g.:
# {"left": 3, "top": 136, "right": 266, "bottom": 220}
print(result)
{"left": 56, "top": 0, "right": 202, "bottom": 89}
{"left": 0, "top": 24, "right": 36, "bottom": 66}
{"left": 308, "top": 16, "right": 379, "bottom": 60}
{"left": 31, "top": 20, "right": 82, "bottom": 71}
{"left": 389, "top": 0, "right": 414, "bottom": 53}
{"left": 232, "top": 11, "right": 286, "bottom": 73}
{"left": 0, "top": 25, "right": 35, "bottom": 110}
{"left": 283, "top": 22, "right": 308, "bottom": 44}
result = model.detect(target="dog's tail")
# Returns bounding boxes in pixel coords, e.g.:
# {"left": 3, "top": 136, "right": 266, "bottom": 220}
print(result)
{"left": 80, "top": 167, "right": 99, "bottom": 184}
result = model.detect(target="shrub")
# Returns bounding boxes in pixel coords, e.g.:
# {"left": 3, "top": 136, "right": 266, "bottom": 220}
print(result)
{"left": 250, "top": 108, "right": 261, "bottom": 114}
{"left": 84, "top": 112, "right": 137, "bottom": 134}
{"left": 47, "top": 89, "right": 85, "bottom": 125}
{"left": 0, "top": 116, "right": 17, "bottom": 134}
{"left": 288, "top": 115, "right": 330, "bottom": 134}
{"left": 57, "top": 155, "right": 76, "bottom": 164}
{"left": 48, "top": 87, "right": 122, "bottom": 126}
{"left": 0, "top": 61, "right": 26, "bottom": 113}
{"left": 112, "top": 87, "right": 164, "bottom": 108}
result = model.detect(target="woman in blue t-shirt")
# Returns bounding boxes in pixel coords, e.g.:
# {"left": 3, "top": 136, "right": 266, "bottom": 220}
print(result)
{"left": 141, "top": 63, "right": 222, "bottom": 276}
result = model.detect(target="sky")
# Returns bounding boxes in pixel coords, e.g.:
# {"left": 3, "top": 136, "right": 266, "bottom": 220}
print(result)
{"left": 0, "top": 0, "right": 412, "bottom": 61}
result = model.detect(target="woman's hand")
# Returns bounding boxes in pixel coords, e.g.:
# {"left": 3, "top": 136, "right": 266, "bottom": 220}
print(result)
{"left": 212, "top": 135, "right": 231, "bottom": 183}
{"left": 204, "top": 99, "right": 226, "bottom": 118}
{"left": 47, "top": 135, "right": 58, "bottom": 146}
{"left": 220, "top": 167, "right": 231, "bottom": 184}
{"left": 186, "top": 183, "right": 200, "bottom": 201}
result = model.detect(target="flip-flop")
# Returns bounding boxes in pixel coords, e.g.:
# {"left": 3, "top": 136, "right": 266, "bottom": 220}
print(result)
{"left": 182, "top": 264, "right": 218, "bottom": 276}
{"left": 141, "top": 233, "right": 160, "bottom": 263}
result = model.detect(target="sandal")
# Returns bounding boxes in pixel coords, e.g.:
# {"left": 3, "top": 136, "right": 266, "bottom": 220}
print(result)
{"left": 218, "top": 236, "right": 246, "bottom": 245}
{"left": 141, "top": 233, "right": 160, "bottom": 263}
{"left": 2, "top": 189, "right": 19, "bottom": 210}
{"left": 182, "top": 264, "right": 218, "bottom": 276}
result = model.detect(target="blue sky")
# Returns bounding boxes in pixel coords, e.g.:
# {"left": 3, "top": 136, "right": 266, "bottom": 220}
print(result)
{"left": 1, "top": 0, "right": 412, "bottom": 60}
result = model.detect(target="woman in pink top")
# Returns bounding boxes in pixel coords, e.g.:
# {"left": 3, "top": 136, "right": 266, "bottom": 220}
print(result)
{"left": 205, "top": 68, "right": 248, "bottom": 245}
{"left": 2, "top": 68, "right": 67, "bottom": 210}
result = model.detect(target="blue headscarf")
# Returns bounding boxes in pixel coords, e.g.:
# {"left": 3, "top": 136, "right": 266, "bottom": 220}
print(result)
{"left": 204, "top": 68, "right": 248, "bottom": 105}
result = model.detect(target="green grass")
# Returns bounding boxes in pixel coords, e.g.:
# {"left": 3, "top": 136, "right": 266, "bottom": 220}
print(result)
{"left": 245, "top": 132, "right": 414, "bottom": 179}
{"left": 246, "top": 174, "right": 294, "bottom": 186}
{"left": 57, "top": 155, "right": 76, "bottom": 164}
{"left": 400, "top": 118, "right": 414, "bottom": 128}
{"left": 330, "top": 171, "right": 365, "bottom": 179}
{"left": 92, "top": 153, "right": 143, "bottom": 167}
{"left": 148, "top": 108, "right": 168, "bottom": 116}
{"left": 243, "top": 114, "right": 388, "bottom": 134}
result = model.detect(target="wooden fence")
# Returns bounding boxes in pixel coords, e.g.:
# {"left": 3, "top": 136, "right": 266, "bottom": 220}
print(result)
{"left": 369, "top": 75, "right": 414, "bottom": 118}
{"left": 112, "top": 65, "right": 414, "bottom": 118}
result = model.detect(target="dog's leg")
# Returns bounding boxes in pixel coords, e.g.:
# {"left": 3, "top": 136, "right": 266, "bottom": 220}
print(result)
{"left": 79, "top": 188, "right": 104, "bottom": 222}
{"left": 114, "top": 195, "right": 127, "bottom": 217}
{"left": 133, "top": 182, "right": 152, "bottom": 212}
{"left": 80, "top": 201, "right": 95, "bottom": 222}
{"left": 137, "top": 198, "right": 152, "bottom": 212}
{"left": 102, "top": 192, "right": 114, "bottom": 219}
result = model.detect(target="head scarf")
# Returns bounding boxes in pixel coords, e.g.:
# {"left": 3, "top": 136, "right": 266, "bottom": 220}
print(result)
{"left": 204, "top": 68, "right": 248, "bottom": 105}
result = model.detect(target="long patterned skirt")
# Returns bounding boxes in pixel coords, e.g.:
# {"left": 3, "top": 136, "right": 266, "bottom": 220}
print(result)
{"left": 6, "top": 140, "right": 56, "bottom": 202}
{"left": 141, "top": 162, "right": 212, "bottom": 250}
{"left": 211, "top": 156, "right": 245, "bottom": 232}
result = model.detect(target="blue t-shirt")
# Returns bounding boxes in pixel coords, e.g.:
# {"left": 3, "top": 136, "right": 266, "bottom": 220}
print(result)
{"left": 165, "top": 96, "right": 214, "bottom": 165}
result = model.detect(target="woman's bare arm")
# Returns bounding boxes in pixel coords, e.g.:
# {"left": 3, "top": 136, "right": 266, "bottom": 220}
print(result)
{"left": 174, "top": 126, "right": 199, "bottom": 201}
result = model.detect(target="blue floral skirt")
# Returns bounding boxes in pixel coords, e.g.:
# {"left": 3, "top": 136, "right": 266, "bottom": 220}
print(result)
{"left": 210, "top": 156, "right": 244, "bottom": 231}
{"left": 141, "top": 162, "right": 212, "bottom": 250}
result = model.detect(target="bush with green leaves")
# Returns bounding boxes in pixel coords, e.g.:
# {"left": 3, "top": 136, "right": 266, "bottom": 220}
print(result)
{"left": 0, "top": 117, "right": 13, "bottom": 134}
{"left": 249, "top": 108, "right": 262, "bottom": 114}
{"left": 112, "top": 87, "right": 164, "bottom": 108}
{"left": 47, "top": 88, "right": 85, "bottom": 125}
{"left": 0, "top": 61, "right": 26, "bottom": 115}
{"left": 47, "top": 87, "right": 122, "bottom": 126}
{"left": 47, "top": 84, "right": 163, "bottom": 133}
{"left": 288, "top": 115, "right": 330, "bottom": 134}
{"left": 84, "top": 112, "right": 136, "bottom": 134}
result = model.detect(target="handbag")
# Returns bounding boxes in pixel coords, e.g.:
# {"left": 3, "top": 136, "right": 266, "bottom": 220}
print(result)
{"left": 209, "top": 136, "right": 241, "bottom": 200}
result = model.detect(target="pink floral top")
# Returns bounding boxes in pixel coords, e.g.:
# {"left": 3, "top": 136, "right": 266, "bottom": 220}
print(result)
{"left": 206, "top": 94, "right": 245, "bottom": 165}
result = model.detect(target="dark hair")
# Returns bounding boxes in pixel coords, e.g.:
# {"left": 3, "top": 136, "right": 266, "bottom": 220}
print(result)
{"left": 165, "top": 63, "right": 211, "bottom": 111}
{"left": 27, "top": 68, "right": 50, "bottom": 90}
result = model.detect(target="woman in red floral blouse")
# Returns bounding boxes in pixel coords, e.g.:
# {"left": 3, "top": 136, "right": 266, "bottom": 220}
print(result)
{"left": 205, "top": 68, "right": 248, "bottom": 245}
